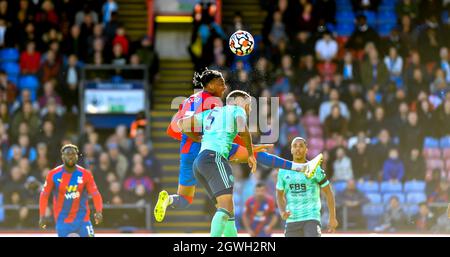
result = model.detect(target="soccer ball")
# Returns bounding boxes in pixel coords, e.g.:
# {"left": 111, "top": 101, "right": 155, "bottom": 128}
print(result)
{"left": 229, "top": 30, "right": 254, "bottom": 56}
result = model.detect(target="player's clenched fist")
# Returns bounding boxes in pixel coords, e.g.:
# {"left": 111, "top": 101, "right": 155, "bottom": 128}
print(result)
{"left": 94, "top": 212, "right": 103, "bottom": 225}
{"left": 280, "top": 211, "right": 291, "bottom": 220}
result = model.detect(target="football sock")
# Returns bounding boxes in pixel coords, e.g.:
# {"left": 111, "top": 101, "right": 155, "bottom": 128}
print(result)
{"left": 223, "top": 217, "right": 238, "bottom": 237}
{"left": 211, "top": 208, "right": 232, "bottom": 237}
{"left": 170, "top": 194, "right": 191, "bottom": 209}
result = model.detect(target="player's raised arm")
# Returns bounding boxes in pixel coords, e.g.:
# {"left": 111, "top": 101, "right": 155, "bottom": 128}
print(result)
{"left": 86, "top": 171, "right": 104, "bottom": 225}
{"left": 39, "top": 171, "right": 54, "bottom": 229}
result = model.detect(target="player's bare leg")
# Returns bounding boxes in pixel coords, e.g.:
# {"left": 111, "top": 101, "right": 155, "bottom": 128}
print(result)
{"left": 154, "top": 185, "right": 195, "bottom": 222}
{"left": 229, "top": 144, "right": 322, "bottom": 178}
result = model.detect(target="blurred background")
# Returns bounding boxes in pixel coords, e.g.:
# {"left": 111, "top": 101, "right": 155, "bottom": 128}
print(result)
{"left": 0, "top": 0, "right": 449, "bottom": 235}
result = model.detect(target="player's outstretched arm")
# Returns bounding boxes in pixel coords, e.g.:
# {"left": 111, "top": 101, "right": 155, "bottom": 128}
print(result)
{"left": 321, "top": 185, "right": 338, "bottom": 232}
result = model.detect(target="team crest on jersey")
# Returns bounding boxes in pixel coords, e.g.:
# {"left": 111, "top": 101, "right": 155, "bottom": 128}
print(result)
{"left": 77, "top": 176, "right": 83, "bottom": 184}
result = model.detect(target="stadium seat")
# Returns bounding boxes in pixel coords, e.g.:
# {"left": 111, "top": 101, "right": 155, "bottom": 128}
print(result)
{"left": 1, "top": 62, "right": 20, "bottom": 76}
{"left": 383, "top": 193, "right": 405, "bottom": 204}
{"left": 443, "top": 149, "right": 450, "bottom": 160}
{"left": 424, "top": 137, "right": 440, "bottom": 148}
{"left": 380, "top": 181, "right": 402, "bottom": 193}
{"left": 306, "top": 126, "right": 323, "bottom": 137}
{"left": 332, "top": 181, "right": 347, "bottom": 193}
{"left": 325, "top": 138, "right": 337, "bottom": 150}
{"left": 336, "top": 11, "right": 355, "bottom": 23}
{"left": 440, "top": 136, "right": 450, "bottom": 148}
{"left": 366, "top": 193, "right": 382, "bottom": 204}
{"left": 362, "top": 11, "right": 377, "bottom": 27}
{"left": 404, "top": 204, "right": 419, "bottom": 217}
{"left": 357, "top": 181, "right": 379, "bottom": 193}
{"left": 377, "top": 23, "right": 396, "bottom": 37}
{"left": 404, "top": 180, "right": 426, "bottom": 193}
{"left": 445, "top": 159, "right": 450, "bottom": 171}
{"left": 0, "top": 48, "right": 20, "bottom": 62}
{"left": 336, "top": 23, "right": 355, "bottom": 37}
{"left": 18, "top": 75, "right": 39, "bottom": 102}
{"left": 406, "top": 192, "right": 427, "bottom": 204}
{"left": 426, "top": 159, "right": 444, "bottom": 170}
{"left": 301, "top": 115, "right": 321, "bottom": 126}
{"left": 362, "top": 203, "right": 384, "bottom": 230}
{"left": 308, "top": 137, "right": 325, "bottom": 150}
{"left": 0, "top": 193, "right": 3, "bottom": 223}
{"left": 423, "top": 148, "right": 441, "bottom": 159}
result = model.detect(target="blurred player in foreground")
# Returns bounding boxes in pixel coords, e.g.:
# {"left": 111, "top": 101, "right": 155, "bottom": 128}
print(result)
{"left": 155, "top": 68, "right": 322, "bottom": 222}
{"left": 276, "top": 137, "right": 338, "bottom": 237}
{"left": 39, "top": 144, "right": 103, "bottom": 237}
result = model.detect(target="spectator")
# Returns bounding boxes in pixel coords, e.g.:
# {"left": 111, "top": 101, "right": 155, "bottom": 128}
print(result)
{"left": 319, "top": 89, "right": 350, "bottom": 123}
{"left": 123, "top": 163, "right": 154, "bottom": 195}
{"left": 339, "top": 51, "right": 361, "bottom": 84}
{"left": 75, "top": 4, "right": 99, "bottom": 26}
{"left": 10, "top": 101, "right": 40, "bottom": 140}
{"left": 428, "top": 181, "right": 450, "bottom": 204}
{"left": 268, "top": 11, "right": 287, "bottom": 48}
{"left": 136, "top": 36, "right": 160, "bottom": 82}
{"left": 111, "top": 43, "right": 127, "bottom": 65}
{"left": 314, "top": 0, "right": 336, "bottom": 25}
{"left": 20, "top": 41, "right": 41, "bottom": 74}
{"left": 436, "top": 100, "right": 450, "bottom": 137}
{"left": 375, "top": 196, "right": 408, "bottom": 232}
{"left": 404, "top": 148, "right": 426, "bottom": 181}
{"left": 226, "top": 11, "right": 252, "bottom": 37}
{"left": 0, "top": 70, "right": 18, "bottom": 106}
{"left": 332, "top": 147, "right": 354, "bottom": 182}
{"left": 412, "top": 202, "right": 435, "bottom": 232}
{"left": 399, "top": 112, "right": 424, "bottom": 154}
{"left": 296, "top": 3, "right": 317, "bottom": 33}
{"left": 351, "top": 0, "right": 380, "bottom": 12}
{"left": 324, "top": 104, "right": 349, "bottom": 138}
{"left": 336, "top": 179, "right": 369, "bottom": 229}
{"left": 289, "top": 31, "right": 315, "bottom": 66}
{"left": 360, "top": 50, "right": 389, "bottom": 90}
{"left": 396, "top": 0, "right": 418, "bottom": 20}
{"left": 315, "top": 31, "right": 338, "bottom": 62}
{"left": 348, "top": 98, "right": 368, "bottom": 135}
{"left": 80, "top": 143, "right": 97, "bottom": 172}
{"left": 349, "top": 139, "right": 372, "bottom": 181}
{"left": 367, "top": 106, "right": 390, "bottom": 138}
{"left": 346, "top": 14, "right": 380, "bottom": 52}
{"left": 64, "top": 25, "right": 83, "bottom": 58}
{"left": 279, "top": 112, "right": 306, "bottom": 147}
{"left": 7, "top": 134, "right": 37, "bottom": 163}
{"left": 439, "top": 47, "right": 450, "bottom": 84}
{"left": 107, "top": 142, "right": 129, "bottom": 183}
{"left": 39, "top": 50, "right": 61, "bottom": 84}
{"left": 137, "top": 143, "right": 162, "bottom": 199}
{"left": 112, "top": 26, "right": 129, "bottom": 56}
{"left": 242, "top": 182, "right": 278, "bottom": 237}
{"left": 382, "top": 148, "right": 405, "bottom": 182}
{"left": 384, "top": 47, "right": 404, "bottom": 87}
{"left": 39, "top": 120, "right": 60, "bottom": 164}
{"left": 102, "top": 0, "right": 119, "bottom": 24}
{"left": 408, "top": 68, "right": 429, "bottom": 102}
{"left": 60, "top": 54, "right": 80, "bottom": 114}
{"left": 94, "top": 152, "right": 116, "bottom": 194}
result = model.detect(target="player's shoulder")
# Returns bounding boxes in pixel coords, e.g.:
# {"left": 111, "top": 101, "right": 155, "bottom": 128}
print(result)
{"left": 49, "top": 165, "right": 64, "bottom": 175}
{"left": 76, "top": 165, "right": 93, "bottom": 175}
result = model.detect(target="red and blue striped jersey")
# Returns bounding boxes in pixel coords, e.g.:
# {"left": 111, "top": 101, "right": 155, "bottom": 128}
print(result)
{"left": 39, "top": 165, "right": 103, "bottom": 224}
{"left": 167, "top": 90, "right": 222, "bottom": 154}
{"left": 244, "top": 195, "right": 276, "bottom": 235}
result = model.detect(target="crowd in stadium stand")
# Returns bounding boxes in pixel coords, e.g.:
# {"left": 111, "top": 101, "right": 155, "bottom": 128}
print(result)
{"left": 0, "top": 0, "right": 161, "bottom": 229}
{"left": 192, "top": 0, "right": 450, "bottom": 233}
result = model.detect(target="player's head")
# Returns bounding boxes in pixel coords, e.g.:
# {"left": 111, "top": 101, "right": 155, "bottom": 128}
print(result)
{"left": 193, "top": 68, "right": 227, "bottom": 98}
{"left": 61, "top": 144, "right": 79, "bottom": 168}
{"left": 226, "top": 90, "right": 252, "bottom": 114}
{"left": 255, "top": 182, "right": 267, "bottom": 201}
{"left": 291, "top": 137, "right": 308, "bottom": 160}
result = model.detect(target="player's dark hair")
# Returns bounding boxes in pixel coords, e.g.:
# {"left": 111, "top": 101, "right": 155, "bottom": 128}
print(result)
{"left": 193, "top": 68, "right": 223, "bottom": 88}
{"left": 256, "top": 182, "right": 266, "bottom": 188}
{"left": 61, "top": 144, "right": 79, "bottom": 154}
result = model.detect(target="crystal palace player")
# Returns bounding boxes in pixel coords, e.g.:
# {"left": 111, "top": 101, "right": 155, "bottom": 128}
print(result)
{"left": 39, "top": 144, "right": 103, "bottom": 237}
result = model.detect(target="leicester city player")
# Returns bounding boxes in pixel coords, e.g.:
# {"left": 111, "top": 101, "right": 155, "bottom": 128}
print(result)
{"left": 276, "top": 137, "right": 338, "bottom": 237}
{"left": 39, "top": 144, "right": 103, "bottom": 237}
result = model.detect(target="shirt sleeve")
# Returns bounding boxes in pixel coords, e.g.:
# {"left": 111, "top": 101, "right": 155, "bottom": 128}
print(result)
{"left": 276, "top": 170, "right": 285, "bottom": 191}
{"left": 314, "top": 167, "right": 330, "bottom": 188}
{"left": 86, "top": 171, "right": 103, "bottom": 213}
{"left": 39, "top": 172, "right": 54, "bottom": 217}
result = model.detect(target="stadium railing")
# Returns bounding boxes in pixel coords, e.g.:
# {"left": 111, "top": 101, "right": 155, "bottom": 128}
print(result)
{"left": 0, "top": 203, "right": 153, "bottom": 231}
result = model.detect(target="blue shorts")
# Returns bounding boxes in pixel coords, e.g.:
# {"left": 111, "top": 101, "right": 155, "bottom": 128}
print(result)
{"left": 179, "top": 144, "right": 240, "bottom": 186}
{"left": 56, "top": 221, "right": 95, "bottom": 237}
